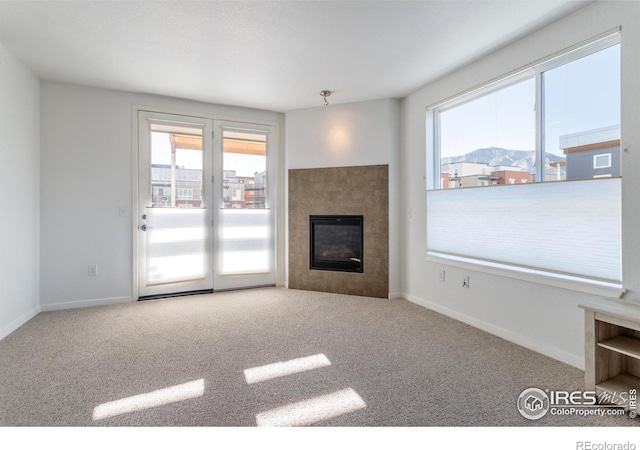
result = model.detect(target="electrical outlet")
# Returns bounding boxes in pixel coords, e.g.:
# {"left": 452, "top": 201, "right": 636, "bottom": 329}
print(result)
{"left": 88, "top": 264, "right": 98, "bottom": 276}
{"left": 462, "top": 275, "right": 470, "bottom": 288}
{"left": 439, "top": 269, "right": 446, "bottom": 282}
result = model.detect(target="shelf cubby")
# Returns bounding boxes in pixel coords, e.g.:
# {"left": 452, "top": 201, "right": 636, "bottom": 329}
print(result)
{"left": 580, "top": 299, "right": 640, "bottom": 411}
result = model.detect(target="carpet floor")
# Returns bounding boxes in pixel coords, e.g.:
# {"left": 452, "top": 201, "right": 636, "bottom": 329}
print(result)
{"left": 0, "top": 287, "right": 637, "bottom": 427}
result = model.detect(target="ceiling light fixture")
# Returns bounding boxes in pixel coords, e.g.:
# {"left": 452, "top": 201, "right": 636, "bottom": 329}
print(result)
{"left": 320, "top": 90, "right": 331, "bottom": 106}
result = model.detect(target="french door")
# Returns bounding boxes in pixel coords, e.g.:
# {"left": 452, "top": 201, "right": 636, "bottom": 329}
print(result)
{"left": 212, "top": 121, "right": 277, "bottom": 290}
{"left": 137, "top": 111, "right": 276, "bottom": 298}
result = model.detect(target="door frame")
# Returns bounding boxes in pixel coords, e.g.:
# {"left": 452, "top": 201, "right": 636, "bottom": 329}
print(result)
{"left": 136, "top": 110, "right": 214, "bottom": 298}
{"left": 212, "top": 120, "right": 278, "bottom": 291}
{"left": 131, "top": 105, "right": 283, "bottom": 300}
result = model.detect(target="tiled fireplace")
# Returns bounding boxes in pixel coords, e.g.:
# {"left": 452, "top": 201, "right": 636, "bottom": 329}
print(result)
{"left": 288, "top": 165, "right": 389, "bottom": 298}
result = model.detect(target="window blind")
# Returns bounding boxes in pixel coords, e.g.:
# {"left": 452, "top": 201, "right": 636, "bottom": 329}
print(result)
{"left": 426, "top": 178, "right": 621, "bottom": 284}
{"left": 219, "top": 208, "right": 271, "bottom": 275}
{"left": 145, "top": 207, "right": 207, "bottom": 285}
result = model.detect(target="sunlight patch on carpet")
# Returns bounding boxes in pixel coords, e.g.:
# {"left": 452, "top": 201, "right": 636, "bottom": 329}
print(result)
{"left": 244, "top": 353, "right": 331, "bottom": 384}
{"left": 92, "top": 379, "right": 205, "bottom": 420}
{"left": 255, "top": 388, "right": 366, "bottom": 426}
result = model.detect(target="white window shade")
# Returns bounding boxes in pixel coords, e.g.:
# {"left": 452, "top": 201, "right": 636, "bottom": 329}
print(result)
{"left": 145, "top": 207, "right": 207, "bottom": 285}
{"left": 426, "top": 178, "right": 621, "bottom": 284}
{"left": 219, "top": 208, "right": 271, "bottom": 275}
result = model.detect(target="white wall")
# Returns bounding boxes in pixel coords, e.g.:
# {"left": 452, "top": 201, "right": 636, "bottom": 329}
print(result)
{"left": 400, "top": 1, "right": 640, "bottom": 368}
{"left": 286, "top": 99, "right": 399, "bottom": 170}
{"left": 0, "top": 44, "right": 41, "bottom": 339}
{"left": 40, "top": 82, "right": 284, "bottom": 310}
{"left": 285, "top": 98, "right": 402, "bottom": 295}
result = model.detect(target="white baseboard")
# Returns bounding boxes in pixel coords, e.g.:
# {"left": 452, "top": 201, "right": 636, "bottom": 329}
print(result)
{"left": 388, "top": 292, "right": 404, "bottom": 300}
{"left": 40, "top": 296, "right": 133, "bottom": 312}
{"left": 400, "top": 292, "right": 584, "bottom": 370}
{"left": 0, "top": 305, "right": 41, "bottom": 341}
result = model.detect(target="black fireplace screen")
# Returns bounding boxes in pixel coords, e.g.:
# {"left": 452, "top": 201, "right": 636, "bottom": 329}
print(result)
{"left": 309, "top": 215, "right": 363, "bottom": 273}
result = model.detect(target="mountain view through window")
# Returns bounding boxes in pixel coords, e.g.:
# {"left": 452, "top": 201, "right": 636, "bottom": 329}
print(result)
{"left": 437, "top": 43, "right": 620, "bottom": 189}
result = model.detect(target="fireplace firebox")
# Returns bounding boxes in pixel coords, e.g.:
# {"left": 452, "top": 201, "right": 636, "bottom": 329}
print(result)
{"left": 309, "top": 215, "right": 363, "bottom": 273}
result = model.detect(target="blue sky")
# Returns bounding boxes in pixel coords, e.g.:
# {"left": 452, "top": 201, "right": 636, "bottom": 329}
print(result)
{"left": 439, "top": 43, "right": 620, "bottom": 159}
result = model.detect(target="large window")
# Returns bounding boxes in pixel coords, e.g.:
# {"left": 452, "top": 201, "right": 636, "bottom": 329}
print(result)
{"left": 433, "top": 34, "right": 620, "bottom": 188}
{"left": 426, "top": 32, "right": 622, "bottom": 291}
{"left": 438, "top": 77, "right": 535, "bottom": 188}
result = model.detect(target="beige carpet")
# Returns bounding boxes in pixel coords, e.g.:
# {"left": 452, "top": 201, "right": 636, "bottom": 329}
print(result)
{"left": 0, "top": 287, "right": 636, "bottom": 426}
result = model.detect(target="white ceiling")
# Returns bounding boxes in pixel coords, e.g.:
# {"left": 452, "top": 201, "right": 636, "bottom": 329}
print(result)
{"left": 0, "top": 0, "right": 591, "bottom": 112}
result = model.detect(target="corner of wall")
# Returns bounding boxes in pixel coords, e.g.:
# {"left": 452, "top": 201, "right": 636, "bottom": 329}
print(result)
{"left": 0, "top": 41, "right": 42, "bottom": 339}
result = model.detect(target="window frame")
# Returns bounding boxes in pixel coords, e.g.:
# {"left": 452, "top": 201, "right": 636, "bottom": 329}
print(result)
{"left": 424, "top": 30, "right": 623, "bottom": 297}
{"left": 427, "top": 30, "right": 621, "bottom": 191}
{"left": 177, "top": 187, "right": 194, "bottom": 200}
{"left": 594, "top": 153, "right": 613, "bottom": 169}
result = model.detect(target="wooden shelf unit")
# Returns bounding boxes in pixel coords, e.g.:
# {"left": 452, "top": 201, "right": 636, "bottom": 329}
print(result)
{"left": 580, "top": 298, "right": 640, "bottom": 410}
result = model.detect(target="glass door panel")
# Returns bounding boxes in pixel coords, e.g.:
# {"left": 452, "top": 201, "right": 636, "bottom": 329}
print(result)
{"left": 222, "top": 130, "right": 267, "bottom": 209}
{"left": 145, "top": 207, "right": 207, "bottom": 285}
{"left": 213, "top": 122, "right": 276, "bottom": 290}
{"left": 138, "top": 112, "right": 213, "bottom": 298}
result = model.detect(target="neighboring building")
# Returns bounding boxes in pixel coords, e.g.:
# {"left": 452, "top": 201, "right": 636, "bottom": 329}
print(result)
{"left": 548, "top": 162, "right": 566, "bottom": 181}
{"left": 441, "top": 162, "right": 495, "bottom": 188}
{"left": 151, "top": 166, "right": 265, "bottom": 209}
{"left": 246, "top": 171, "right": 267, "bottom": 208}
{"left": 440, "top": 172, "right": 450, "bottom": 189}
{"left": 151, "top": 164, "right": 203, "bottom": 208}
{"left": 490, "top": 170, "right": 531, "bottom": 185}
{"left": 441, "top": 162, "right": 531, "bottom": 188}
{"left": 561, "top": 126, "right": 620, "bottom": 180}
{"left": 224, "top": 170, "right": 245, "bottom": 208}
{"left": 223, "top": 170, "right": 266, "bottom": 208}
